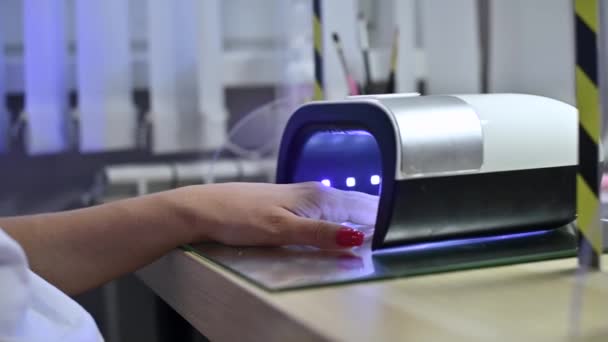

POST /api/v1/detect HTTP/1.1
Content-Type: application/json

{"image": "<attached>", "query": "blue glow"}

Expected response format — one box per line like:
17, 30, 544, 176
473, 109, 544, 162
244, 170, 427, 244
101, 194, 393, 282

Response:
293, 129, 381, 195
370, 175, 381, 185
373, 229, 551, 255
327, 130, 372, 136
321, 179, 331, 187
346, 177, 356, 187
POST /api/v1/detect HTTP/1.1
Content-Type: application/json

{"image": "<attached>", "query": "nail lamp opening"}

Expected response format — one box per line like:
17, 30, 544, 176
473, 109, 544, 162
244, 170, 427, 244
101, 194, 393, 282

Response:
276, 93, 578, 252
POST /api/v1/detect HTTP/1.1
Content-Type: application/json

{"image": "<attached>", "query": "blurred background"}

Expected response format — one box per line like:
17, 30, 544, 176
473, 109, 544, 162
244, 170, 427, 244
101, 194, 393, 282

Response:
0, 0, 593, 341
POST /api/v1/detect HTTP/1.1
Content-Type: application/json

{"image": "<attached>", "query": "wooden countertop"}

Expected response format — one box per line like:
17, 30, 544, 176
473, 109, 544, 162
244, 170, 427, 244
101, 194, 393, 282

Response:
137, 249, 608, 341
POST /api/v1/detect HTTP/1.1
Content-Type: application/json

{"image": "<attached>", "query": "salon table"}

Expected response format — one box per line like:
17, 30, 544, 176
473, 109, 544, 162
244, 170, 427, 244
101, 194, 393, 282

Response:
136, 241, 608, 342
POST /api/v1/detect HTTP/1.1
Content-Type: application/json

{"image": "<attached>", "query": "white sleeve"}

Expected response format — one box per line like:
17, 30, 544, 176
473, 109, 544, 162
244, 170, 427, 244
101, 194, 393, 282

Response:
0, 229, 103, 342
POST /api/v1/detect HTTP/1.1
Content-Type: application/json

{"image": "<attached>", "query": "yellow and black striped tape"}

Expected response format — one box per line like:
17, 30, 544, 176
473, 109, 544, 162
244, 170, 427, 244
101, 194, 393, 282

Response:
313, 0, 324, 100
575, 0, 603, 269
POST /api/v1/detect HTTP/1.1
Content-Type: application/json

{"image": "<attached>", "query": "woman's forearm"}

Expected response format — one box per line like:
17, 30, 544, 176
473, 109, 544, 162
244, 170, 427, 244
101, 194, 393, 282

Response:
1, 190, 206, 295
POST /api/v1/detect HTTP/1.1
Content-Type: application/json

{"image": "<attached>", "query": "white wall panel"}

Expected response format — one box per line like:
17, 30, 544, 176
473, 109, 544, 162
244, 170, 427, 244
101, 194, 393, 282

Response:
75, 0, 137, 152
23, 0, 69, 154
148, 0, 201, 153
420, 0, 481, 94
489, 0, 574, 104
198, 0, 227, 150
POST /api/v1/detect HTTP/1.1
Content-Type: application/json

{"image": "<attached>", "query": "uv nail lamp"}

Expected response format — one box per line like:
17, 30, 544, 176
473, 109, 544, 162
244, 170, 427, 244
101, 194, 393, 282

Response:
276, 93, 579, 253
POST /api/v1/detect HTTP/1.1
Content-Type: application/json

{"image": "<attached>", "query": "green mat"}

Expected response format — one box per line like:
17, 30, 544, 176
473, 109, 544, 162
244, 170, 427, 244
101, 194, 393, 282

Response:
186, 224, 577, 292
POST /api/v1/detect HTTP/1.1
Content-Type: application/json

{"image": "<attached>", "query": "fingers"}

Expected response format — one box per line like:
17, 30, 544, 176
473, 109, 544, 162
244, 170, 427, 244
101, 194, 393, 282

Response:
318, 186, 378, 225
338, 190, 379, 225
280, 215, 365, 249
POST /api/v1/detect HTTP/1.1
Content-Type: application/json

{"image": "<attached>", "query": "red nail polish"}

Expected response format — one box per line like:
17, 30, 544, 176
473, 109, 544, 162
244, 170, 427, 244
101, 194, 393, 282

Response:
336, 228, 365, 247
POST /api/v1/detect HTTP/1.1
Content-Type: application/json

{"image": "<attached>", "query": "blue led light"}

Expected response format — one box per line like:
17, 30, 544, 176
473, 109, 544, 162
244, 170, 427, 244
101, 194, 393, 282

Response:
346, 177, 356, 187
293, 129, 382, 196
373, 229, 551, 255
370, 175, 381, 185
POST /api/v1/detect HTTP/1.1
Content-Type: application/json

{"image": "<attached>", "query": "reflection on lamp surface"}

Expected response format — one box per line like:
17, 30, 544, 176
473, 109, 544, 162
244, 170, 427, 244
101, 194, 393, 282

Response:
374, 229, 551, 255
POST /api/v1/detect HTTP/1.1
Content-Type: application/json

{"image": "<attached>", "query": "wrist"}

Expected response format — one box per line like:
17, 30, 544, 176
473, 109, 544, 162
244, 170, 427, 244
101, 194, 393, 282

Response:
162, 185, 216, 244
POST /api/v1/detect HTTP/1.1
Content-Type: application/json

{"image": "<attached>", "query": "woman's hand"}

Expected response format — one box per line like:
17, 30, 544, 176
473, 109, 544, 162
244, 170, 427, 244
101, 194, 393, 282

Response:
2, 182, 378, 294
173, 182, 379, 249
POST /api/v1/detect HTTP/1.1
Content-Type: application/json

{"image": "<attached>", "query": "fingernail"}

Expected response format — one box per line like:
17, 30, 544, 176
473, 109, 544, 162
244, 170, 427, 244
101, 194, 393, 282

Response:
336, 228, 365, 247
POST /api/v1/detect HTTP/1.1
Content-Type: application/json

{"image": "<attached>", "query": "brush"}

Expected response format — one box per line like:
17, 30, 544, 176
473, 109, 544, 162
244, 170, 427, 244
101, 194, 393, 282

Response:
332, 32, 360, 96
358, 12, 372, 94
385, 28, 399, 94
